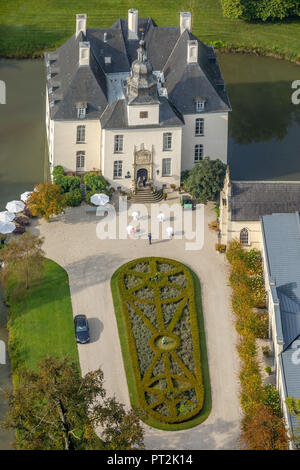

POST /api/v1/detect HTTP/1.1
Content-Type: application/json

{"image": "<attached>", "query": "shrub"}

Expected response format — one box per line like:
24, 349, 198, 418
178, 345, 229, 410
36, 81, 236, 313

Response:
183, 157, 226, 204
209, 220, 219, 231
83, 173, 109, 194
64, 188, 82, 207
111, 257, 205, 427
221, 0, 300, 22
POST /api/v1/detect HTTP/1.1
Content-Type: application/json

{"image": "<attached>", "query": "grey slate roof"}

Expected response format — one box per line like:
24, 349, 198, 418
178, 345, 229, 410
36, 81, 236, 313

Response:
100, 97, 184, 130
261, 212, 300, 437
45, 15, 230, 122
230, 181, 300, 221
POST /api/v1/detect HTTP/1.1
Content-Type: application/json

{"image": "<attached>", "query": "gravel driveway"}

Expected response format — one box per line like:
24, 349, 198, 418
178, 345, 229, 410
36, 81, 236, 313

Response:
31, 199, 241, 450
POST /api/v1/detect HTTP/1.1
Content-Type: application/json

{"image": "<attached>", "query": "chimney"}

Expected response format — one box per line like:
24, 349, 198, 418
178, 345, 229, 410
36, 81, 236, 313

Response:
76, 14, 87, 37
187, 40, 198, 64
128, 8, 138, 40
79, 42, 90, 67
180, 12, 191, 34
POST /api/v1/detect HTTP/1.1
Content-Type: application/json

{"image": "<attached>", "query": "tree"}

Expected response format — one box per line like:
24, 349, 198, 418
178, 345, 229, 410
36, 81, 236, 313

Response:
2, 357, 145, 450
221, 0, 300, 22
27, 183, 66, 221
0, 232, 44, 293
286, 396, 300, 448
240, 403, 289, 450
183, 157, 226, 204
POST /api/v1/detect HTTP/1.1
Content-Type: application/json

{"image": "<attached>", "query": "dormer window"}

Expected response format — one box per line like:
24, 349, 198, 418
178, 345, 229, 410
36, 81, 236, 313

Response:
195, 98, 206, 112
77, 107, 86, 119
105, 57, 111, 64
76, 102, 87, 120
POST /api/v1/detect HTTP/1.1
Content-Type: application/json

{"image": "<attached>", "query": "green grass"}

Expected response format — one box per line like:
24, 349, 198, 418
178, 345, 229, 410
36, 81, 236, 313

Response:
7, 258, 80, 384
111, 258, 211, 431
0, 0, 300, 61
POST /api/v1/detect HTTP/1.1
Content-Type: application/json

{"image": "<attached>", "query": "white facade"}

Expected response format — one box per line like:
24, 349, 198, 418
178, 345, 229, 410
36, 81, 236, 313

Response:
46, 10, 230, 189
102, 126, 182, 190
181, 112, 229, 172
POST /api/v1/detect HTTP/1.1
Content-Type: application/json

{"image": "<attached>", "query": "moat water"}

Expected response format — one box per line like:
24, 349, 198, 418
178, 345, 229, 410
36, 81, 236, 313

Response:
0, 53, 299, 449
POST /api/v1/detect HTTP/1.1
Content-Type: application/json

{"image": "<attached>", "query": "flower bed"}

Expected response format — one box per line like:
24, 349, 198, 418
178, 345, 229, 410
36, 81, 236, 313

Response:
111, 257, 210, 430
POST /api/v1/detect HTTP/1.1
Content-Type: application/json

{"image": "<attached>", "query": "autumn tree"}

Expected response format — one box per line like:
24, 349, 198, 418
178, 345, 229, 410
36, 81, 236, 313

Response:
286, 396, 300, 448
27, 182, 66, 221
240, 403, 289, 450
2, 357, 145, 450
0, 232, 44, 296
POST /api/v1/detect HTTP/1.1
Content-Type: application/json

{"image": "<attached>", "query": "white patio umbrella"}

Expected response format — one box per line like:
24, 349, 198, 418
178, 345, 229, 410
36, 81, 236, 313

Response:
0, 211, 15, 222
0, 221, 15, 234
126, 225, 134, 235
131, 211, 139, 221
5, 200, 25, 213
90, 193, 109, 206
166, 226, 174, 237
157, 212, 165, 223
20, 191, 32, 203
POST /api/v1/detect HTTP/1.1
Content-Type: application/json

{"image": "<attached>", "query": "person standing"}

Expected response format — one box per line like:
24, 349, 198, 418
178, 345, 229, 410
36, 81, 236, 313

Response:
148, 233, 152, 245
143, 175, 146, 187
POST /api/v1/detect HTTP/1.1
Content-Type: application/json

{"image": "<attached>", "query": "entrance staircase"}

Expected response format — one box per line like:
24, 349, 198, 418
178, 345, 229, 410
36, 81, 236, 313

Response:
130, 186, 163, 204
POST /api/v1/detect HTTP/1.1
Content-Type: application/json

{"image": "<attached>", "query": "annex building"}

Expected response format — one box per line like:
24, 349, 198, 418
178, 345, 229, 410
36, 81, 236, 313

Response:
45, 9, 230, 191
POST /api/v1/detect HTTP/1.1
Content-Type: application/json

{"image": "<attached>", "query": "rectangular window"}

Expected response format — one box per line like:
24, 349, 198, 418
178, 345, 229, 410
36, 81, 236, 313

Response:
196, 100, 205, 112
162, 158, 172, 176
113, 160, 123, 179
195, 118, 204, 136
77, 107, 86, 119
140, 111, 148, 119
76, 125, 85, 143
114, 135, 124, 153
163, 132, 172, 151
76, 151, 85, 170
194, 144, 203, 162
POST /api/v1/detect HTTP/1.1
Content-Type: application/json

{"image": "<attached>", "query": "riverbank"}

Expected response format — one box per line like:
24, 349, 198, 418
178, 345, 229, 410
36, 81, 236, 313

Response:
1, 0, 300, 64
0, 293, 14, 450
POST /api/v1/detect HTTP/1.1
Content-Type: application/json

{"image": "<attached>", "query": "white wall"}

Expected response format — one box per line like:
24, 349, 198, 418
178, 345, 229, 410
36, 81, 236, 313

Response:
181, 112, 228, 171
102, 126, 182, 190
52, 120, 101, 173
127, 104, 159, 126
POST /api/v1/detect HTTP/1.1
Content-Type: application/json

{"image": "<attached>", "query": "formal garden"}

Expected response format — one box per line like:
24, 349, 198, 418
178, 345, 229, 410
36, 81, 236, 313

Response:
111, 257, 211, 430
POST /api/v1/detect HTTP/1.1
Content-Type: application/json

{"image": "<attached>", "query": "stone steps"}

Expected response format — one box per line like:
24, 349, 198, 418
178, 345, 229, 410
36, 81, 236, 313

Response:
130, 188, 163, 204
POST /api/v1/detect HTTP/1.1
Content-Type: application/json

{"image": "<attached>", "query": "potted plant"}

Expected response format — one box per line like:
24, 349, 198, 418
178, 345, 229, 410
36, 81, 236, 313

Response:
170, 184, 176, 192
215, 243, 226, 253
265, 366, 272, 375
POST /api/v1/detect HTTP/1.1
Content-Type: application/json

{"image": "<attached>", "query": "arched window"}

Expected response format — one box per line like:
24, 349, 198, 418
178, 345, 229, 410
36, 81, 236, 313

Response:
240, 228, 249, 246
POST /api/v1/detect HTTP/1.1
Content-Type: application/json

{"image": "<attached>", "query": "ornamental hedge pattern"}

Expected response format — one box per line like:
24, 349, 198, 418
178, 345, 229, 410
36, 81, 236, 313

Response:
113, 257, 204, 426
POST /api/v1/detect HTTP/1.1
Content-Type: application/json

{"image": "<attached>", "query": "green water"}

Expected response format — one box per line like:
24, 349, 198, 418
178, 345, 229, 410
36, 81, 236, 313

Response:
0, 59, 47, 210
218, 53, 300, 180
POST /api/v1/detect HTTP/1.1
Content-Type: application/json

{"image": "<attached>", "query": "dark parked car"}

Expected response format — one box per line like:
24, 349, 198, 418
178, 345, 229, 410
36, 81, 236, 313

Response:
74, 314, 90, 344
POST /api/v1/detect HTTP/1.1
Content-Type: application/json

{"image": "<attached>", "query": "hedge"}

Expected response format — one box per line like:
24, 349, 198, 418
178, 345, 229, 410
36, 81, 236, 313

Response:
111, 257, 211, 430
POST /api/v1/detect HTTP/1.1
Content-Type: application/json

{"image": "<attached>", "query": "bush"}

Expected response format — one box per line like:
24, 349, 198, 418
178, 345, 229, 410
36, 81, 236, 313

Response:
221, 0, 300, 22
111, 257, 205, 427
64, 188, 82, 207
183, 157, 226, 204
83, 173, 109, 194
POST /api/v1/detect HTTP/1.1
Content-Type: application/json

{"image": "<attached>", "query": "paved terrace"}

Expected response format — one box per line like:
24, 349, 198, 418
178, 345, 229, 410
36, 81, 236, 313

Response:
30, 195, 240, 450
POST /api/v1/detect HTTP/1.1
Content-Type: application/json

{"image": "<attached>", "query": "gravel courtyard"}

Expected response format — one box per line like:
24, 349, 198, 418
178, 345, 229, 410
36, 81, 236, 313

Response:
31, 197, 241, 450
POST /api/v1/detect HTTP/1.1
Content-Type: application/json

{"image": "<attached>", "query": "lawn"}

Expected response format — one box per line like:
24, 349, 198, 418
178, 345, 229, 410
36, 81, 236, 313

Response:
7, 258, 80, 383
111, 257, 211, 431
0, 0, 300, 61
